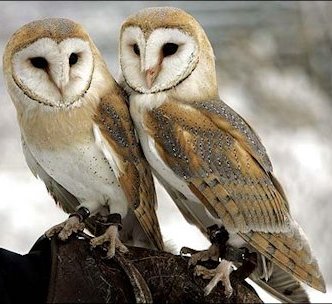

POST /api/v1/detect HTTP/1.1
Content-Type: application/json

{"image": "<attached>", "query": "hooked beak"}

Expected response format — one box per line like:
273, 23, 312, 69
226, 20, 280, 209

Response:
51, 63, 70, 96
145, 64, 161, 89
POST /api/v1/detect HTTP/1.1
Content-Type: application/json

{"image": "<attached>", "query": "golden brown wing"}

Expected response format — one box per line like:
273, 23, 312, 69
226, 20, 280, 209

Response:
193, 99, 273, 173
193, 99, 290, 209
144, 98, 325, 291
94, 85, 164, 251
145, 100, 290, 234
240, 230, 325, 292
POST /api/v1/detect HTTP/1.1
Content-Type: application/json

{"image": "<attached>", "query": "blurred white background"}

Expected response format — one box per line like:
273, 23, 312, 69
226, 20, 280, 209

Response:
0, 1, 331, 302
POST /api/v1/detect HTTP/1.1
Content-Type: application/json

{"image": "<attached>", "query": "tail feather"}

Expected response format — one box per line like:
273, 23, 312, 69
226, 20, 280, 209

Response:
240, 230, 326, 293
152, 179, 326, 300
251, 263, 310, 303
134, 205, 164, 251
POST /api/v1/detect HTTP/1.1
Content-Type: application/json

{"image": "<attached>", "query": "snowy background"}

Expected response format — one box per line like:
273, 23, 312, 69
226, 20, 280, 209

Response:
0, 1, 331, 302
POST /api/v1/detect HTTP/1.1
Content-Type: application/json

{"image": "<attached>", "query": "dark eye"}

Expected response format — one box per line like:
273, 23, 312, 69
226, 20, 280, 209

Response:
133, 43, 140, 56
30, 57, 48, 69
69, 53, 78, 66
162, 43, 178, 57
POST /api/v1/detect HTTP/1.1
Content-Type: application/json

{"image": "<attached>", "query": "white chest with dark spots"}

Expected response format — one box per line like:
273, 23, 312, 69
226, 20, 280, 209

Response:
26, 139, 127, 209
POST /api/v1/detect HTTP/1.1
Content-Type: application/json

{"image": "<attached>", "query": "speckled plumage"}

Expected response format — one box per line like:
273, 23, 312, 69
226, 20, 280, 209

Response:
145, 100, 289, 235
120, 6, 325, 301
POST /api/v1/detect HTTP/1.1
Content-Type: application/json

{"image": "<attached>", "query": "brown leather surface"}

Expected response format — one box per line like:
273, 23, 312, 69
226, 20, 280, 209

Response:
47, 233, 262, 303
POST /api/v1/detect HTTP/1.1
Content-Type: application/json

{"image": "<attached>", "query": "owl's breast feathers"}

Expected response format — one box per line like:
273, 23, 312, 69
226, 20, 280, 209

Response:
20, 84, 164, 251
141, 97, 325, 292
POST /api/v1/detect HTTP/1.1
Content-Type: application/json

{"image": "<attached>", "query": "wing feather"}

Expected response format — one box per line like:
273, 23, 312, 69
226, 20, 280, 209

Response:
144, 98, 325, 291
145, 100, 290, 234
194, 99, 273, 173
240, 231, 325, 292
94, 87, 164, 251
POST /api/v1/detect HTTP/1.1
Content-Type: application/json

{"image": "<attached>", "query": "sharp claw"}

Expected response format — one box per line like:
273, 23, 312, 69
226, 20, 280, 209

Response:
194, 265, 213, 278
225, 286, 233, 298
188, 258, 196, 267
90, 235, 105, 247
204, 274, 220, 296
189, 253, 200, 266
180, 246, 199, 257
194, 266, 201, 277
90, 224, 128, 259
189, 250, 209, 267
204, 285, 213, 296
58, 231, 68, 241
45, 224, 64, 238
72, 223, 84, 233
107, 246, 115, 259
45, 216, 85, 240
61, 216, 84, 240
194, 260, 234, 297
115, 240, 129, 254
186, 244, 220, 267
120, 246, 129, 254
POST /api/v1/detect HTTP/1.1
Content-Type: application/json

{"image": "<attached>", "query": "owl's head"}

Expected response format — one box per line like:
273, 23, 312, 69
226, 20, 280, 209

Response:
119, 7, 218, 97
3, 18, 101, 110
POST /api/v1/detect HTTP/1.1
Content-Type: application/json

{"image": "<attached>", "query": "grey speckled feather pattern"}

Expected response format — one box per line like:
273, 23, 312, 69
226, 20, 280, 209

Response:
143, 96, 325, 294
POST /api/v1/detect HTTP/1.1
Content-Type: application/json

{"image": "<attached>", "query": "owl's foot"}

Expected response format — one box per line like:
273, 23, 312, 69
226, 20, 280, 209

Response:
45, 216, 85, 240
181, 225, 230, 266
195, 259, 234, 297
45, 207, 90, 240
90, 213, 128, 258
181, 244, 220, 267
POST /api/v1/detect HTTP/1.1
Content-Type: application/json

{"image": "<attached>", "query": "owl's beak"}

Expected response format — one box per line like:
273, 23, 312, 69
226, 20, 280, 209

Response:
51, 64, 70, 95
145, 64, 161, 89
58, 73, 70, 95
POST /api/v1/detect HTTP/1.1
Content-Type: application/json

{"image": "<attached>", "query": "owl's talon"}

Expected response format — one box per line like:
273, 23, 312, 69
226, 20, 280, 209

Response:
45, 215, 85, 240
195, 260, 234, 297
115, 238, 129, 254
45, 223, 64, 238
194, 265, 211, 278
189, 250, 209, 266
180, 246, 199, 257
188, 244, 219, 267
90, 223, 128, 259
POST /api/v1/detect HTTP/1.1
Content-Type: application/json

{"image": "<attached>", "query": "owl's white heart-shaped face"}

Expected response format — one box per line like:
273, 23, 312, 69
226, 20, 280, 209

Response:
10, 37, 94, 108
120, 26, 199, 94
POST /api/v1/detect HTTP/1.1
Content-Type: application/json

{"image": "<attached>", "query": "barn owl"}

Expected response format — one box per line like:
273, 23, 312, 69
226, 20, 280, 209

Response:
3, 18, 164, 258
118, 7, 326, 302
